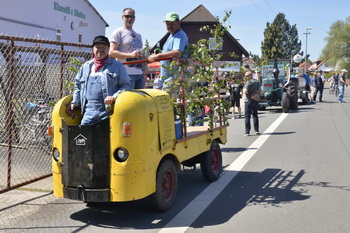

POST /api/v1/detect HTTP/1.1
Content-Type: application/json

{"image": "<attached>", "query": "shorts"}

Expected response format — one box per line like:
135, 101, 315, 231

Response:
231, 99, 240, 108
311, 86, 316, 95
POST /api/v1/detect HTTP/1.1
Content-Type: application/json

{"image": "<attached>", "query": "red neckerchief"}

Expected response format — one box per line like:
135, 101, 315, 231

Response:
94, 56, 109, 72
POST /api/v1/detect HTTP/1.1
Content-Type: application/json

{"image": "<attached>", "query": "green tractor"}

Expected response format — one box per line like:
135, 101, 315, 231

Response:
259, 60, 299, 113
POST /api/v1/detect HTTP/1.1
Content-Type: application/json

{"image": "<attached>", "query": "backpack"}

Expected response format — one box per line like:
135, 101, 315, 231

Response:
250, 90, 261, 101
230, 83, 240, 99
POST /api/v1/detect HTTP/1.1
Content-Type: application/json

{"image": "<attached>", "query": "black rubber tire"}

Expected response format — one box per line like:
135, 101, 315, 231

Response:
151, 159, 178, 212
282, 92, 290, 113
200, 141, 223, 182
288, 82, 298, 110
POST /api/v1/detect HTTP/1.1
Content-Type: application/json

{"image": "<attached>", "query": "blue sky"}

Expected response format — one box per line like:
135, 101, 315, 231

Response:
89, 0, 350, 62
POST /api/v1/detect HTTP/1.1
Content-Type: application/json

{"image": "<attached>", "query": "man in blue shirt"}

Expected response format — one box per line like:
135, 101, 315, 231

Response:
148, 12, 188, 95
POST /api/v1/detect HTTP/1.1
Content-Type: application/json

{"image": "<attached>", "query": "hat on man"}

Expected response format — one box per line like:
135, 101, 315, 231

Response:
92, 35, 110, 46
341, 69, 347, 72
164, 12, 179, 22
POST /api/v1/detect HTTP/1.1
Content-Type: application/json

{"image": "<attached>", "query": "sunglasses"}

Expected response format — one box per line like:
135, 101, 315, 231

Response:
123, 15, 135, 19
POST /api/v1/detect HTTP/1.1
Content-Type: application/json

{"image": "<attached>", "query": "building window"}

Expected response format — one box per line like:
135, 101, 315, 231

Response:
78, 33, 83, 43
56, 28, 62, 42
208, 37, 223, 50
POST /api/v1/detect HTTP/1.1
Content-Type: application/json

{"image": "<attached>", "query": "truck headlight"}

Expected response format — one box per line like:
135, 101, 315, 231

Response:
114, 148, 129, 162
53, 148, 60, 161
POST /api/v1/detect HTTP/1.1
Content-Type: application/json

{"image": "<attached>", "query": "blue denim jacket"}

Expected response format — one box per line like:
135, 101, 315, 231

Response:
71, 57, 132, 114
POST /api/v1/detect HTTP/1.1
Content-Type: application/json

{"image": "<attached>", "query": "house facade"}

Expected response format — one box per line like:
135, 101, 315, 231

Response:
0, 0, 108, 44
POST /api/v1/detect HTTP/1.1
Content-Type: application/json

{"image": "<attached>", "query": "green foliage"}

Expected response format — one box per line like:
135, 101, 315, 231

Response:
249, 52, 262, 68
66, 57, 83, 94
321, 17, 350, 71
261, 13, 301, 63
143, 39, 151, 58
166, 11, 234, 132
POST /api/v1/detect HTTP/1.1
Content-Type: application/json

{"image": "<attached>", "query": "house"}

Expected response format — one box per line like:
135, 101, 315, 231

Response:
242, 57, 256, 70
0, 0, 108, 44
298, 62, 312, 71
300, 59, 335, 73
151, 4, 249, 72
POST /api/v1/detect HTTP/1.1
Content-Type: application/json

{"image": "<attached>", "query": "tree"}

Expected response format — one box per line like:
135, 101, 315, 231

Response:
249, 52, 262, 69
321, 17, 350, 71
143, 39, 151, 58
168, 10, 234, 132
261, 13, 301, 64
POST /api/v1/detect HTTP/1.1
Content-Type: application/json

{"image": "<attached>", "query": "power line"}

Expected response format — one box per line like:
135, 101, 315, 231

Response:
263, 0, 277, 15
248, 0, 271, 21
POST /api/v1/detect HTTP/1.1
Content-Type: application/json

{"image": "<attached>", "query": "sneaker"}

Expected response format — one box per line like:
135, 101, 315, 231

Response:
255, 132, 260, 135
244, 133, 250, 137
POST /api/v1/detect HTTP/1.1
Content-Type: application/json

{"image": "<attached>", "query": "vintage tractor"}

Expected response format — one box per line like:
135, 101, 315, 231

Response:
259, 59, 309, 113
258, 60, 301, 113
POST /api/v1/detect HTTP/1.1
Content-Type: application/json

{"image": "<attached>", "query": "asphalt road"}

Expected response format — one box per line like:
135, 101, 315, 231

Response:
1, 85, 350, 233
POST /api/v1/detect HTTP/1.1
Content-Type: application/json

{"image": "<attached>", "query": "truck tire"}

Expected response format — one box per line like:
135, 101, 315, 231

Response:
200, 141, 222, 182
282, 92, 290, 113
151, 159, 178, 212
288, 83, 298, 110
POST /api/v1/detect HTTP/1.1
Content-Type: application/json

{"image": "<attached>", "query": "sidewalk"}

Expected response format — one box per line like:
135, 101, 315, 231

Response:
21, 176, 53, 191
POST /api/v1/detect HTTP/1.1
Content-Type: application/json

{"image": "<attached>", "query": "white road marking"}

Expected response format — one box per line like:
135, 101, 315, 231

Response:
159, 113, 288, 233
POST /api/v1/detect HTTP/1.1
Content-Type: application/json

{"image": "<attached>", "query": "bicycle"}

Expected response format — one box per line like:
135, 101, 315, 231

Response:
329, 83, 339, 96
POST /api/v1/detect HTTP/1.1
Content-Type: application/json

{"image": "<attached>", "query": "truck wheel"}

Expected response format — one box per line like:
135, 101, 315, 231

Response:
282, 92, 290, 113
152, 159, 178, 212
200, 141, 222, 182
288, 84, 298, 110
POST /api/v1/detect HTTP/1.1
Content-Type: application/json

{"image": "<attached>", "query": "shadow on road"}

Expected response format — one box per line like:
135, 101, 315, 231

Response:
69, 168, 312, 230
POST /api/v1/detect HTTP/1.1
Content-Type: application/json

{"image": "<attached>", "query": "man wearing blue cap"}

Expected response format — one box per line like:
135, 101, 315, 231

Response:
148, 12, 188, 95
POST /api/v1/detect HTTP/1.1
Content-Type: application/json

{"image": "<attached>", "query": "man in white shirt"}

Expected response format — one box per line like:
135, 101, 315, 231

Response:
109, 8, 145, 89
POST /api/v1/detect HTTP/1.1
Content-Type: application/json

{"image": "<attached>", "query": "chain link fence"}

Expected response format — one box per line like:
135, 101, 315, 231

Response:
0, 35, 92, 193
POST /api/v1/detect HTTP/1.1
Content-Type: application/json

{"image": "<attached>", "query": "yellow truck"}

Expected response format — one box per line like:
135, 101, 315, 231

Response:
51, 88, 227, 211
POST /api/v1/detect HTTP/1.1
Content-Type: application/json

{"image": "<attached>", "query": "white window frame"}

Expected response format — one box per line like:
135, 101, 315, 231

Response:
78, 33, 83, 43
56, 28, 62, 42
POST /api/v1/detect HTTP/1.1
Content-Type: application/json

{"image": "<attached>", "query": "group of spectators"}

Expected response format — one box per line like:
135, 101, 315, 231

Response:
228, 67, 348, 137
307, 69, 348, 103
328, 69, 348, 103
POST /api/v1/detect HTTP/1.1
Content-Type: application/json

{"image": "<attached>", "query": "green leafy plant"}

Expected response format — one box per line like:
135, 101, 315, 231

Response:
165, 11, 235, 137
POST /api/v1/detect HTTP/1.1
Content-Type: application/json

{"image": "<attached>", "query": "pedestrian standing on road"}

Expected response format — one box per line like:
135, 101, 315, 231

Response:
310, 73, 317, 102
338, 69, 348, 103
70, 36, 132, 125
109, 8, 145, 89
317, 70, 325, 102
243, 71, 262, 136
229, 78, 243, 119
333, 73, 339, 87
311, 72, 324, 102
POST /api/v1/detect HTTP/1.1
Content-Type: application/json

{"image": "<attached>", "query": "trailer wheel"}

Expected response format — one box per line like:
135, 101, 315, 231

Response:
200, 141, 222, 182
152, 159, 178, 212
281, 92, 290, 113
